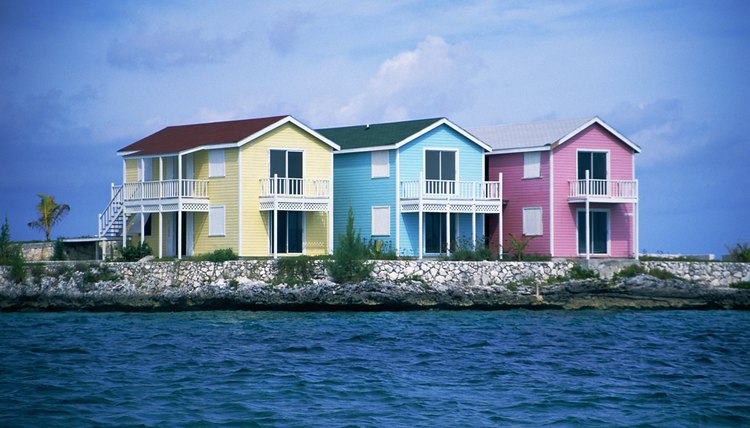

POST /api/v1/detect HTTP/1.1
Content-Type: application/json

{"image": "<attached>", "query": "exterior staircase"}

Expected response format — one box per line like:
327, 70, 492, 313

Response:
98, 184, 124, 239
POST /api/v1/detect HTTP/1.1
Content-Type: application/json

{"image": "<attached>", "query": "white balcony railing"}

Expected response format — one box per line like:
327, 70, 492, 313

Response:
259, 177, 331, 199
400, 179, 502, 201
122, 179, 209, 201
568, 179, 638, 200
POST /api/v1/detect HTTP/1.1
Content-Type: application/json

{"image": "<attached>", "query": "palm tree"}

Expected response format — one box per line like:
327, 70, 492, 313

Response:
28, 194, 70, 241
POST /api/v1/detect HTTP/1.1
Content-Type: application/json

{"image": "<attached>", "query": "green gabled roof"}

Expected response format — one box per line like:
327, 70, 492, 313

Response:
316, 118, 442, 150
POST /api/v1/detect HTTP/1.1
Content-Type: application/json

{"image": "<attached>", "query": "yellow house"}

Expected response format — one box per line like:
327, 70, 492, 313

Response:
98, 115, 339, 258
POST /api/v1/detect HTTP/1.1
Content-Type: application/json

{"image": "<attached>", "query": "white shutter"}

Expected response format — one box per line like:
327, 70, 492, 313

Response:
523, 207, 543, 236
209, 150, 225, 178
371, 206, 390, 236
523, 152, 541, 178
371, 150, 389, 178
209, 206, 225, 236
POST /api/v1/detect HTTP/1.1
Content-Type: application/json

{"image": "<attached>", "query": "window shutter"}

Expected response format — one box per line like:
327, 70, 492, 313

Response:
209, 150, 225, 178
523, 207, 543, 236
371, 151, 389, 178
371, 206, 390, 236
209, 206, 225, 236
523, 152, 541, 178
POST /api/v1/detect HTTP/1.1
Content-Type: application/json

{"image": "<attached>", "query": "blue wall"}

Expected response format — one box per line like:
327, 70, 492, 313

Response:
333, 149, 396, 252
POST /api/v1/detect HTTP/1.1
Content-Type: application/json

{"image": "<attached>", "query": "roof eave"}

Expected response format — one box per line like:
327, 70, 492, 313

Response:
394, 118, 493, 152
551, 116, 642, 153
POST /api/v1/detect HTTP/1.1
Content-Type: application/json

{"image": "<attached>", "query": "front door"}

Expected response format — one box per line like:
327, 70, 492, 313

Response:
425, 213, 457, 254
269, 211, 304, 254
577, 210, 608, 255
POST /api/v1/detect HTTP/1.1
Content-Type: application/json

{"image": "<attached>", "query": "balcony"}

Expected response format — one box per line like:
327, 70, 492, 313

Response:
399, 178, 503, 213
259, 177, 332, 212
568, 179, 638, 203
120, 179, 210, 213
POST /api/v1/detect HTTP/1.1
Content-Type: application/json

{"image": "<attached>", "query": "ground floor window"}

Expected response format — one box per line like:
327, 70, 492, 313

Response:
269, 211, 304, 254
577, 210, 609, 254
425, 212, 457, 254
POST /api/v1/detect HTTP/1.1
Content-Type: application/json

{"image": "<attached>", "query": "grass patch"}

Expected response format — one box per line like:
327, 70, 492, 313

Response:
190, 248, 239, 262
730, 281, 750, 289
647, 268, 678, 280
612, 264, 646, 281
569, 265, 599, 280
444, 241, 495, 261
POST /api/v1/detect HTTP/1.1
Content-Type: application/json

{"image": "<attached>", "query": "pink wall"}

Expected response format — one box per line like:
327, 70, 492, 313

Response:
487, 151, 551, 256
552, 124, 635, 257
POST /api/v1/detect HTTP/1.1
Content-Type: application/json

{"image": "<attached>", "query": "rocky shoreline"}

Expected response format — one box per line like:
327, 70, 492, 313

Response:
1, 262, 748, 311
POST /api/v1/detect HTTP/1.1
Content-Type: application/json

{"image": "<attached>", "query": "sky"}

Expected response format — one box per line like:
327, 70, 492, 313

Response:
0, 0, 748, 256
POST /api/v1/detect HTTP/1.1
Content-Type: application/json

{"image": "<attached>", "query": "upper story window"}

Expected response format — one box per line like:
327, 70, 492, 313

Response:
425, 149, 456, 194
577, 151, 607, 180
523, 152, 541, 178
208, 149, 225, 178
137, 159, 153, 182
371, 150, 389, 178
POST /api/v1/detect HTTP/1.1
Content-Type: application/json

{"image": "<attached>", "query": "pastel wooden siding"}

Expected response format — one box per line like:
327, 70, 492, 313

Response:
193, 148, 239, 254
241, 123, 333, 256
125, 159, 138, 183
486, 151, 551, 256
333, 149, 397, 252
398, 125, 485, 255
552, 124, 635, 257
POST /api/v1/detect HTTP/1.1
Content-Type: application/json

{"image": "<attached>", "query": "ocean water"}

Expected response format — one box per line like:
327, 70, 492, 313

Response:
1, 310, 749, 427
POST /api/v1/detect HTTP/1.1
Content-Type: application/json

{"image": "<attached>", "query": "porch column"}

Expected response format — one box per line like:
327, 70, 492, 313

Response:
418, 171, 424, 259
446, 209, 451, 256
498, 173, 503, 259
158, 212, 163, 258
140, 212, 145, 245
177, 154, 183, 259
634, 201, 639, 260
122, 213, 127, 248
273, 205, 278, 259
472, 210, 476, 250
585, 170, 590, 261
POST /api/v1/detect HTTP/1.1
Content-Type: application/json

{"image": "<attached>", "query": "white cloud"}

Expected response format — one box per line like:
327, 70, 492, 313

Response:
332, 35, 482, 124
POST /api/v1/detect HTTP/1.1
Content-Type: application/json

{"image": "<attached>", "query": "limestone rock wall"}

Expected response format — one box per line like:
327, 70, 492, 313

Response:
642, 261, 750, 287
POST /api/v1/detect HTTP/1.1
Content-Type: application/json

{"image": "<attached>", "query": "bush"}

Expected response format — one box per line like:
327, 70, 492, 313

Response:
730, 281, 750, 290
569, 264, 599, 280
0, 218, 27, 283
194, 248, 238, 262
613, 264, 646, 281
507, 233, 534, 261
647, 268, 678, 280
275, 256, 314, 286
121, 242, 152, 262
52, 238, 66, 261
444, 239, 495, 261
725, 243, 750, 262
325, 208, 372, 283
367, 239, 398, 260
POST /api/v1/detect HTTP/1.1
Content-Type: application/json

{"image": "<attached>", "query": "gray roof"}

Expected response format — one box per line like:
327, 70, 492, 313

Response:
468, 117, 595, 152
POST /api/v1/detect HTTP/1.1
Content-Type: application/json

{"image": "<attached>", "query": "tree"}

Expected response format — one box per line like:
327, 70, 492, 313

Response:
28, 194, 70, 241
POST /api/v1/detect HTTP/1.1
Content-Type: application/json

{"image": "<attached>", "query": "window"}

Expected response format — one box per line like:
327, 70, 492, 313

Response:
371, 150, 390, 178
577, 151, 607, 180
208, 206, 225, 236
425, 150, 456, 194
208, 150, 225, 178
372, 206, 390, 236
523, 152, 541, 178
523, 207, 543, 236
270, 149, 303, 195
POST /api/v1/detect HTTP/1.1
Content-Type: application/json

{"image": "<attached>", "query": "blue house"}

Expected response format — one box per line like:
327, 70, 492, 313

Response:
318, 118, 503, 258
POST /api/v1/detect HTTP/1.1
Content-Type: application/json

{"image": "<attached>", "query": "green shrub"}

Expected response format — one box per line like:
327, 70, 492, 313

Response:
613, 264, 646, 281
325, 208, 373, 284
647, 268, 678, 280
52, 238, 66, 261
507, 233, 535, 261
367, 239, 398, 260
275, 256, 314, 285
725, 243, 750, 262
569, 264, 599, 280
121, 242, 152, 262
730, 281, 750, 289
0, 218, 27, 283
193, 248, 238, 262
444, 240, 495, 261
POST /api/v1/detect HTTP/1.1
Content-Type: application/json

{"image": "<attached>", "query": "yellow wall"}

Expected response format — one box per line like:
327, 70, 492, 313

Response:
192, 148, 239, 255
240, 123, 333, 256
124, 159, 138, 183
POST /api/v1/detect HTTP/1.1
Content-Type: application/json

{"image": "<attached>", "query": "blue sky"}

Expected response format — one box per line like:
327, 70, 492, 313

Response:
0, 0, 748, 256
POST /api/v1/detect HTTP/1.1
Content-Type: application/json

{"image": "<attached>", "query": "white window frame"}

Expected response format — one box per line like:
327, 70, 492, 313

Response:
371, 206, 391, 236
208, 149, 225, 178
208, 205, 225, 236
523, 207, 543, 236
523, 152, 541, 179
371, 150, 390, 178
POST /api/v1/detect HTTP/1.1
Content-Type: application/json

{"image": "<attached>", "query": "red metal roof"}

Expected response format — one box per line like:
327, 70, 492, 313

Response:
118, 115, 288, 156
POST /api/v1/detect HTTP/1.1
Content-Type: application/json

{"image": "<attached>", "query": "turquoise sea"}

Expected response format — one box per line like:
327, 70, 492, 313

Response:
1, 310, 749, 427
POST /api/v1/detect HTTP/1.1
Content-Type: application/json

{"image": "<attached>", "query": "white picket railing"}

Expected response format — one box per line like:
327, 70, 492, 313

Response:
259, 177, 331, 198
568, 179, 638, 200
121, 179, 209, 201
400, 179, 502, 200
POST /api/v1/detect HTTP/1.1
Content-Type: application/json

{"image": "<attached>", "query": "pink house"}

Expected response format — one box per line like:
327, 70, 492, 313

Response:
470, 117, 641, 259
